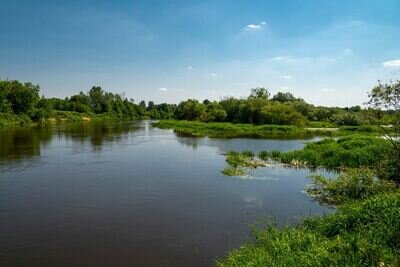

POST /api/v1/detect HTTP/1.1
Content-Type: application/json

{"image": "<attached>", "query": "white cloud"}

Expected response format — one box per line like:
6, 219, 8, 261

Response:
210, 73, 218, 77
187, 66, 193, 70
245, 21, 267, 31
321, 88, 336, 93
159, 87, 168, 91
279, 75, 292, 80
270, 56, 285, 61
383, 59, 400, 68
246, 24, 261, 30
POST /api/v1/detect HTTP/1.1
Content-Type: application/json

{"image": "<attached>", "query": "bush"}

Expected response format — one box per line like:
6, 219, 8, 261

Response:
308, 168, 398, 205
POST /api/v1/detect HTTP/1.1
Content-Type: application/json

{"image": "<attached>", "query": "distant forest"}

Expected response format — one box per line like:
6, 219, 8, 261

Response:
0, 79, 393, 127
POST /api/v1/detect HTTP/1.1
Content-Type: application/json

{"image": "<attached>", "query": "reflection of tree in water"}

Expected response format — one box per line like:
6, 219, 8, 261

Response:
0, 123, 138, 170
175, 136, 200, 150
53, 122, 137, 151
0, 126, 53, 168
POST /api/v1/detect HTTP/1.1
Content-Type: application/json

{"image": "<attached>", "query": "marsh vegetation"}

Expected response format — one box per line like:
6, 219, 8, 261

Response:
218, 81, 400, 266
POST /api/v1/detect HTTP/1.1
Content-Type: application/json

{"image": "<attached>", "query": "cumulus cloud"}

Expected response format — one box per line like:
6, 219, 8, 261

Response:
245, 21, 267, 31
279, 75, 292, 80
383, 59, 400, 68
159, 87, 168, 91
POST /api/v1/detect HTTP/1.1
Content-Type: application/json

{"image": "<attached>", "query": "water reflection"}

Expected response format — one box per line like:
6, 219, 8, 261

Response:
0, 122, 138, 170
0, 121, 333, 267
52, 122, 137, 151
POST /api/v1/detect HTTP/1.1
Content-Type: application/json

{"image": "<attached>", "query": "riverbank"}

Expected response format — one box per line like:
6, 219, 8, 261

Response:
218, 134, 400, 266
0, 113, 33, 129
153, 120, 381, 139
0, 111, 136, 130
218, 192, 400, 267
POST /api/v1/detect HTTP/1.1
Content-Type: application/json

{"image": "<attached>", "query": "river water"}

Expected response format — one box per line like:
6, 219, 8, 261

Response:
0, 121, 332, 266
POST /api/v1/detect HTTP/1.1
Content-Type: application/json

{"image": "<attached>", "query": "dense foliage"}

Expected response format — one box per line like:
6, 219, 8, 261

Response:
1, 80, 394, 130
0, 79, 176, 127
172, 87, 371, 126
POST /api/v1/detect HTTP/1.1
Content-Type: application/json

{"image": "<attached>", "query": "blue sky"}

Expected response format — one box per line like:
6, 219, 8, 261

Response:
1, 0, 400, 106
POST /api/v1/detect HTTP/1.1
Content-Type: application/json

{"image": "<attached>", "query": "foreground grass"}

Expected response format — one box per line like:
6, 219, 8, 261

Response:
218, 192, 400, 267
153, 120, 381, 139
219, 135, 399, 266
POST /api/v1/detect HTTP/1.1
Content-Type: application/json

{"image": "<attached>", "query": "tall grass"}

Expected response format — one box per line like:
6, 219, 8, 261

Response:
218, 193, 400, 267
0, 113, 32, 129
258, 135, 390, 169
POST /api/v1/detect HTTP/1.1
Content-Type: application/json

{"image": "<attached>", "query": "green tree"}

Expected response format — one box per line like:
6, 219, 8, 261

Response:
219, 97, 242, 122
0, 80, 40, 114
249, 87, 270, 100
175, 99, 205, 120
89, 86, 105, 113
200, 102, 227, 122
272, 92, 296, 102
260, 102, 307, 126
367, 80, 400, 182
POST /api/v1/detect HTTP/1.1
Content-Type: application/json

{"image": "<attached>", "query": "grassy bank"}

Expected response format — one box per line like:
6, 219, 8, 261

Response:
51, 111, 131, 123
0, 111, 135, 130
218, 192, 400, 267
0, 113, 33, 129
153, 120, 381, 139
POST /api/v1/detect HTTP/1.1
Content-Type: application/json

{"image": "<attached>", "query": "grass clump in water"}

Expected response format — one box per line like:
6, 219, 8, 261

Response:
258, 135, 390, 170
222, 151, 266, 176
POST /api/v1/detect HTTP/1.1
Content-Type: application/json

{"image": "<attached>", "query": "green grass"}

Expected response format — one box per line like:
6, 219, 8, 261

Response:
153, 120, 381, 139
153, 120, 336, 138
258, 135, 390, 170
218, 192, 400, 267
51, 110, 125, 122
0, 112, 33, 129
307, 168, 398, 205
0, 111, 136, 130
221, 151, 266, 176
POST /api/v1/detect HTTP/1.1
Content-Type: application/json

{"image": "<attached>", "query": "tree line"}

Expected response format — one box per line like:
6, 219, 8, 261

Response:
0, 79, 393, 126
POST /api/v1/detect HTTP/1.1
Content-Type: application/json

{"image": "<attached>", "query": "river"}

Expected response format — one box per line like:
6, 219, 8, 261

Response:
0, 121, 332, 266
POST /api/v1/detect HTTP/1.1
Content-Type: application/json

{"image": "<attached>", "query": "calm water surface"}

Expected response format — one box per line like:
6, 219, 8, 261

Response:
0, 121, 332, 267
